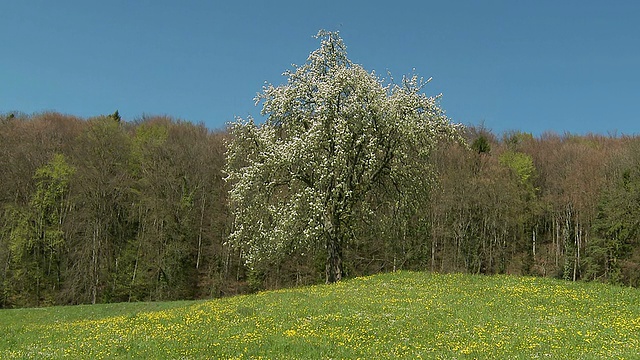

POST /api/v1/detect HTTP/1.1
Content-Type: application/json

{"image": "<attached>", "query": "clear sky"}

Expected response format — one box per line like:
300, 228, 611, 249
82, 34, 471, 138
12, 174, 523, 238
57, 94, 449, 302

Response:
2, 1, 639, 135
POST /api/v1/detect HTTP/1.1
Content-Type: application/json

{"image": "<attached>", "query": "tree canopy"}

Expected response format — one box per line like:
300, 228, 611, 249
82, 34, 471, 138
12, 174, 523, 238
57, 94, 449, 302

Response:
225, 31, 462, 283
3, 36, 640, 308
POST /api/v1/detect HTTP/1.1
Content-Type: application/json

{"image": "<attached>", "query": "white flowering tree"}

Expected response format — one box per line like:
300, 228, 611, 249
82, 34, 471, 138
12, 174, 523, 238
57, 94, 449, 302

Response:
225, 31, 462, 283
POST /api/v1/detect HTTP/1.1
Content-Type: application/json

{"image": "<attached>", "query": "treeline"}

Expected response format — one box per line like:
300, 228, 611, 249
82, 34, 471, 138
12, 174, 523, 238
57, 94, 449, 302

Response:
1, 112, 639, 308
0, 112, 239, 307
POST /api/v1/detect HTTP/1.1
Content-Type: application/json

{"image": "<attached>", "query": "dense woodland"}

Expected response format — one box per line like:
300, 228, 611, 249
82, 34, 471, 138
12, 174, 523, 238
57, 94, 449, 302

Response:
1, 111, 639, 308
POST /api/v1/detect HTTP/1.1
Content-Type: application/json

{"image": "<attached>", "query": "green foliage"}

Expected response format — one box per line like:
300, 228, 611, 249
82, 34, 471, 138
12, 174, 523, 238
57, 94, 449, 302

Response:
0, 112, 236, 307
31, 153, 75, 226
133, 122, 169, 149
503, 130, 533, 148
585, 164, 640, 285
4, 206, 31, 265
130, 122, 169, 175
498, 150, 535, 186
1, 272, 639, 359
2, 154, 75, 306
471, 135, 491, 154
1, 113, 15, 123
108, 110, 121, 123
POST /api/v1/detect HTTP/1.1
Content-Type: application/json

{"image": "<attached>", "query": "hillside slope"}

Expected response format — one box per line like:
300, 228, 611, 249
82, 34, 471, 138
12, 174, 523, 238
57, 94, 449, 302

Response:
1, 271, 639, 359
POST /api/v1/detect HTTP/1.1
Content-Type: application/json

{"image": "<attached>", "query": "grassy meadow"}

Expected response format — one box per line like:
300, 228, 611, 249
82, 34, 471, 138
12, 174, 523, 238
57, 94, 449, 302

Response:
1, 271, 639, 359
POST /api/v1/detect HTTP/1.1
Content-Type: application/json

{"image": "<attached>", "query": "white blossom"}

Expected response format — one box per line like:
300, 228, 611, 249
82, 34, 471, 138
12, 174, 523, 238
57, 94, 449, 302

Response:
225, 31, 463, 280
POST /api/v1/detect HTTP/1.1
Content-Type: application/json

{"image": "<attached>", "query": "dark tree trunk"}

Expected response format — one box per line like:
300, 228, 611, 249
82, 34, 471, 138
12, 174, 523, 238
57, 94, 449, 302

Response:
326, 235, 343, 283
324, 213, 343, 283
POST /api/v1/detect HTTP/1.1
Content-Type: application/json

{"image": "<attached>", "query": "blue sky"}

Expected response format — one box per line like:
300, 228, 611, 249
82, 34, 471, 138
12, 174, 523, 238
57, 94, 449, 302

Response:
2, 1, 638, 135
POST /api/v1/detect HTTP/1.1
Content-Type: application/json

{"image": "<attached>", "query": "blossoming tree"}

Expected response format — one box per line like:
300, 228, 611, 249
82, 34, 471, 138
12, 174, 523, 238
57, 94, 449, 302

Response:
225, 31, 462, 283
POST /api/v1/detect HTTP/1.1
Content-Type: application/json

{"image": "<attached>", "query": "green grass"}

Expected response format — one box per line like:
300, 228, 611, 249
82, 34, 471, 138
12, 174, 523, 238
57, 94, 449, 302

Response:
1, 272, 640, 359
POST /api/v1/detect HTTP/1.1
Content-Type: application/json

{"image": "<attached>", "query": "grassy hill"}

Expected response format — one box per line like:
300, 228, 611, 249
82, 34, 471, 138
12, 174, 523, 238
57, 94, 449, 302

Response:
1, 271, 639, 359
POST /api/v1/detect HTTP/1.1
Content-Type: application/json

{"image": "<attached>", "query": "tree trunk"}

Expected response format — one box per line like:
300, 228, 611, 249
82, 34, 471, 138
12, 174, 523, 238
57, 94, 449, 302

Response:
324, 213, 343, 284
326, 235, 343, 283
92, 224, 99, 305
196, 196, 206, 270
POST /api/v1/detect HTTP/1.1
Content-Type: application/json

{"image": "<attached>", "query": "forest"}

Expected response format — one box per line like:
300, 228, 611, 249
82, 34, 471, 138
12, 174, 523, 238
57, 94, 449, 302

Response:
0, 111, 639, 308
